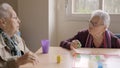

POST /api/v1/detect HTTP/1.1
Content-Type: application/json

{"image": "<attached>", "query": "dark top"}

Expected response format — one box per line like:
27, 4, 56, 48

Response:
60, 30, 120, 50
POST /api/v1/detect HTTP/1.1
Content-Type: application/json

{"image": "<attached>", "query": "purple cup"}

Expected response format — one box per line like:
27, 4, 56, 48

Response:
41, 40, 49, 54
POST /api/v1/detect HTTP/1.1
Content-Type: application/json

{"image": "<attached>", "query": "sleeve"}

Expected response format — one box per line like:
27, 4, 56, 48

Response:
0, 52, 19, 68
111, 35, 120, 48
60, 32, 81, 50
115, 38, 120, 48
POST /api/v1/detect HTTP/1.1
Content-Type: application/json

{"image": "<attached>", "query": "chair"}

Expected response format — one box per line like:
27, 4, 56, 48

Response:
115, 34, 120, 38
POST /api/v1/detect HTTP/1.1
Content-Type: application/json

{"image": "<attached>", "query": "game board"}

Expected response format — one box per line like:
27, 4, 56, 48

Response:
72, 53, 120, 68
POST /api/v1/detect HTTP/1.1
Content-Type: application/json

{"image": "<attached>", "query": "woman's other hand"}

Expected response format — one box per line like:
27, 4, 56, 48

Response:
70, 40, 81, 49
16, 52, 40, 66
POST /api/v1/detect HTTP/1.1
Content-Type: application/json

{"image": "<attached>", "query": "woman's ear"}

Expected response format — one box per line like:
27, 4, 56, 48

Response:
0, 18, 6, 29
103, 25, 107, 30
0, 19, 3, 25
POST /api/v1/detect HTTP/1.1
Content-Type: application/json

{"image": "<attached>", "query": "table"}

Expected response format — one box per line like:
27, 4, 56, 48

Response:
20, 47, 120, 68
20, 47, 73, 68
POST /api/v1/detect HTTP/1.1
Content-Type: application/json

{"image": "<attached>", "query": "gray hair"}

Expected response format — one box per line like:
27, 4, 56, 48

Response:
0, 3, 13, 19
90, 10, 110, 28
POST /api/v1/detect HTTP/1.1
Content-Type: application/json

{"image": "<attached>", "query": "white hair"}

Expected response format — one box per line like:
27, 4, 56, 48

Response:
90, 10, 110, 28
0, 3, 13, 19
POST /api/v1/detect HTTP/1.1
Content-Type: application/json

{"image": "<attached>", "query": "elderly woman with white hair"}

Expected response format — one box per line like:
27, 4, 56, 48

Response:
60, 10, 120, 50
0, 3, 39, 68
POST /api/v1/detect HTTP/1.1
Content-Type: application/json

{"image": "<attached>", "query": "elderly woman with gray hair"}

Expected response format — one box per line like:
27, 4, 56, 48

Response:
60, 10, 120, 50
0, 3, 39, 68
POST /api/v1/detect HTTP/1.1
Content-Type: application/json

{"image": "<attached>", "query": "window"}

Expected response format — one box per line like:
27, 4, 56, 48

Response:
72, 0, 99, 14
104, 0, 120, 14
66, 0, 120, 20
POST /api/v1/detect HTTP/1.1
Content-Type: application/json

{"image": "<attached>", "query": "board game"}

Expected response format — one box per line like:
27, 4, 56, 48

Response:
72, 53, 120, 68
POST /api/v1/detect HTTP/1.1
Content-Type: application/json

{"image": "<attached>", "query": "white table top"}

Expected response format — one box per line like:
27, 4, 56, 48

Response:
20, 47, 120, 68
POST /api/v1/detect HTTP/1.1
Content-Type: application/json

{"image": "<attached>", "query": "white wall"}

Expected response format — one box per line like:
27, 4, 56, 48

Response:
18, 0, 48, 52
56, 0, 120, 46
56, 0, 88, 46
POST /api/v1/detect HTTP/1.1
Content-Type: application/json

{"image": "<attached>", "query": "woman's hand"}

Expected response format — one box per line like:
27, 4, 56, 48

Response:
16, 52, 40, 66
70, 40, 81, 50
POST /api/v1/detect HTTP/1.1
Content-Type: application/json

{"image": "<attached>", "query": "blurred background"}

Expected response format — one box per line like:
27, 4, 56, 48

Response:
0, 0, 120, 52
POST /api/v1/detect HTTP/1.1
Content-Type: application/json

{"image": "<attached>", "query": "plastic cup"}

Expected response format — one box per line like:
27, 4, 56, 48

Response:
41, 40, 49, 54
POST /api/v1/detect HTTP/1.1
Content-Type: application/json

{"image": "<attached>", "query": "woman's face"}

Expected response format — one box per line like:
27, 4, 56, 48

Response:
4, 9, 20, 36
88, 16, 106, 36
